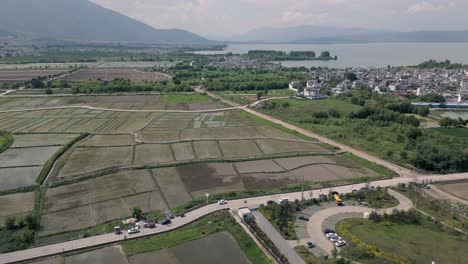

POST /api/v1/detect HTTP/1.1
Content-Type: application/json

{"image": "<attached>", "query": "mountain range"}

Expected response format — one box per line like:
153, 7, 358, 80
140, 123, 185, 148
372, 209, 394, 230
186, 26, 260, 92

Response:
0, 0, 212, 45
214, 25, 468, 44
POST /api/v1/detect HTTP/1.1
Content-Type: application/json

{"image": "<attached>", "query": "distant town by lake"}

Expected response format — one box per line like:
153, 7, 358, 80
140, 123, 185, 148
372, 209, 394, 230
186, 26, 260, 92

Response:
195, 43, 468, 68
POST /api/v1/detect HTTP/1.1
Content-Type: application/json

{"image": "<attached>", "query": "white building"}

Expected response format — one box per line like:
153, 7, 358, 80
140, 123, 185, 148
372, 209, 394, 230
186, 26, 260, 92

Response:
303, 80, 326, 99
237, 207, 253, 220
289, 81, 302, 92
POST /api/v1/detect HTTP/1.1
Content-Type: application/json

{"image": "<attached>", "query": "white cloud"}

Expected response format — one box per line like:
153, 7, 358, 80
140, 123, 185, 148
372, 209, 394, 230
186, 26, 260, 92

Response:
407, 1, 455, 14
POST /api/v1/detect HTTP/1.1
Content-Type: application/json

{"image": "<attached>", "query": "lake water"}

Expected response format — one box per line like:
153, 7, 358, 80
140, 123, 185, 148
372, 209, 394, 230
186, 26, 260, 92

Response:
195, 43, 468, 68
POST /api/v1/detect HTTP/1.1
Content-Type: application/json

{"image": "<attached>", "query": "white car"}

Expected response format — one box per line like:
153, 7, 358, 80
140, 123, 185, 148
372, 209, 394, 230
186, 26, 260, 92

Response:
127, 228, 140, 234
335, 240, 347, 247
325, 232, 337, 238
278, 198, 289, 204
330, 236, 342, 243
218, 200, 228, 205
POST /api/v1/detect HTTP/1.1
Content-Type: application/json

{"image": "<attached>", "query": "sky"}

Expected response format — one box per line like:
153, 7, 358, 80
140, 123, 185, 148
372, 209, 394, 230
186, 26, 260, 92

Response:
90, 0, 468, 37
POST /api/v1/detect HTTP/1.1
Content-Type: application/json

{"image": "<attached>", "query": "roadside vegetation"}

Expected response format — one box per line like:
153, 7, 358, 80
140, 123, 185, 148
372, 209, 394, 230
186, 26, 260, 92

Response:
337, 211, 468, 264
0, 131, 14, 154
122, 211, 272, 264
257, 88, 468, 173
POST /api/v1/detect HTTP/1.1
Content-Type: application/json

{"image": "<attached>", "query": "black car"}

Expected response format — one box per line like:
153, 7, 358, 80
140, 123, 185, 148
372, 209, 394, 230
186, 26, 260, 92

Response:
161, 219, 172, 225
298, 215, 309, 221
324, 229, 335, 234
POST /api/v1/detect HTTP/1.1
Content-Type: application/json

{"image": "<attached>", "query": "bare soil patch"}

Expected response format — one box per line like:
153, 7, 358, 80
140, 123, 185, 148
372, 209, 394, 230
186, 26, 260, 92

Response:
234, 159, 284, 174
0, 191, 35, 228
438, 182, 468, 201
62, 68, 169, 82
65, 245, 126, 264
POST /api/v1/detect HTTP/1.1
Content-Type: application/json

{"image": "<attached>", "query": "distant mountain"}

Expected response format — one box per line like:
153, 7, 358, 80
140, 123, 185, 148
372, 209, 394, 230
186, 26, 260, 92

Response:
294, 30, 468, 44
0, 0, 212, 45
216, 25, 394, 43
217, 25, 468, 44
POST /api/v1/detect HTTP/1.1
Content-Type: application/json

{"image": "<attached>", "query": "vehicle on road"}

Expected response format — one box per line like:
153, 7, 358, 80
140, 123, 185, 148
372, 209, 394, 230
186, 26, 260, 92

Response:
114, 226, 121, 235
144, 220, 156, 228
278, 198, 289, 204
167, 213, 175, 219
218, 199, 228, 205
127, 228, 140, 234
161, 219, 172, 225
307, 241, 316, 248
333, 193, 344, 206
335, 240, 347, 247
266, 200, 275, 205
325, 232, 337, 238
298, 215, 310, 221
324, 229, 335, 234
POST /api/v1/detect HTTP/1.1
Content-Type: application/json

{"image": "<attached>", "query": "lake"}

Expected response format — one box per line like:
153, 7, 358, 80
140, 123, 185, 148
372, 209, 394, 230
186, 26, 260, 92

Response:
195, 43, 468, 68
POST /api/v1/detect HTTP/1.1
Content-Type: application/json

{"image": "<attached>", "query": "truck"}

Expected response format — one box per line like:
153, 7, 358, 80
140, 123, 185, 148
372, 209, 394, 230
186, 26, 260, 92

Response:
333, 194, 344, 206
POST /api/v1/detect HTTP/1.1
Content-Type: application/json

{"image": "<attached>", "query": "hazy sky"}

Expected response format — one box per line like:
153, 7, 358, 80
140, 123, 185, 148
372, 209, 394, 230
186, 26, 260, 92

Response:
90, 0, 468, 36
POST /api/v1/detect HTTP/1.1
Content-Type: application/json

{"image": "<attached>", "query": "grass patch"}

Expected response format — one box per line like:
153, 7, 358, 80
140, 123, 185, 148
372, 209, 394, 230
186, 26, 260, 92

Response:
429, 127, 468, 138
159, 94, 210, 103
343, 153, 398, 177
337, 218, 468, 264
240, 111, 318, 142
0, 131, 14, 154
122, 211, 272, 264
35, 133, 89, 184
294, 246, 323, 264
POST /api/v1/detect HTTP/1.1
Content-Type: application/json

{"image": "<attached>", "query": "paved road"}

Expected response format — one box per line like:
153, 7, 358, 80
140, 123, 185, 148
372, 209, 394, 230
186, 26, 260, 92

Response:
1, 173, 467, 264
307, 189, 413, 255
253, 211, 306, 264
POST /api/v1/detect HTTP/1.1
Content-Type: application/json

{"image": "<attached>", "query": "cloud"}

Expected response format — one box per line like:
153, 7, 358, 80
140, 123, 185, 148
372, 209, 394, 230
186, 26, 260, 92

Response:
90, 0, 468, 36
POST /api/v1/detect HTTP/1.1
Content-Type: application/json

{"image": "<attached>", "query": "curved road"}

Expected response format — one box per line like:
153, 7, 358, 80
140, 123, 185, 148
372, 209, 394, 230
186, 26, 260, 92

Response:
307, 189, 413, 254
1, 173, 467, 264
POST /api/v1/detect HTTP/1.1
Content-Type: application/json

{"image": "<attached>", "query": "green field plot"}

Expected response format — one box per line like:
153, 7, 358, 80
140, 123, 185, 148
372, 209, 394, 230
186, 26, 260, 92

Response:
255, 139, 328, 155
0, 166, 42, 191
234, 159, 284, 174
140, 130, 181, 141
58, 146, 132, 177
0, 191, 35, 228
10, 134, 78, 148
338, 218, 468, 264
0, 146, 60, 167
122, 211, 271, 264
152, 167, 192, 208
45, 170, 155, 213
192, 140, 222, 159
218, 139, 263, 158
128, 232, 251, 264
40, 205, 95, 236
81, 134, 135, 147
429, 127, 468, 138
65, 246, 126, 264
134, 144, 174, 165
0, 131, 13, 153
171, 142, 196, 161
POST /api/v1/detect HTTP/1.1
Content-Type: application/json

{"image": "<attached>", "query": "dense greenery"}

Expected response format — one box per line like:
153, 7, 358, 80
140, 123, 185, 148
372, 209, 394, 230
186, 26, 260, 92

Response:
260, 200, 302, 240
122, 211, 272, 264
246, 50, 336, 61
416, 59, 467, 69
68, 79, 193, 94
344, 187, 399, 209
419, 93, 446, 103
0, 131, 14, 154
337, 215, 467, 264
258, 89, 468, 173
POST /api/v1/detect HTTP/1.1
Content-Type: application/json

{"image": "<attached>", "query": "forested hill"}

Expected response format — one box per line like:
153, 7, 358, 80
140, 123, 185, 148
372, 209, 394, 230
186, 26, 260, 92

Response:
0, 0, 212, 45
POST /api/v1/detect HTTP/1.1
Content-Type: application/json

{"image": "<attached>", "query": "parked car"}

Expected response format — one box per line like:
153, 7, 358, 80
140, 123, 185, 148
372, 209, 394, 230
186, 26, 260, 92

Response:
127, 228, 140, 234
278, 198, 289, 204
330, 236, 342, 243
325, 232, 337, 238
161, 219, 172, 225
335, 240, 347, 247
298, 215, 310, 221
144, 220, 156, 228
324, 229, 335, 234
319, 194, 327, 199
167, 213, 175, 219
306, 241, 316, 248
266, 200, 275, 205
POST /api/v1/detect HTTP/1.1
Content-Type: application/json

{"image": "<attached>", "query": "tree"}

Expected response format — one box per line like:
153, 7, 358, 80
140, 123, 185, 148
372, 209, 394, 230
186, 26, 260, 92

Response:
25, 215, 39, 230
132, 207, 143, 220
5, 217, 16, 230
31, 79, 45, 89
345, 72, 358, 82
256, 92, 263, 100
